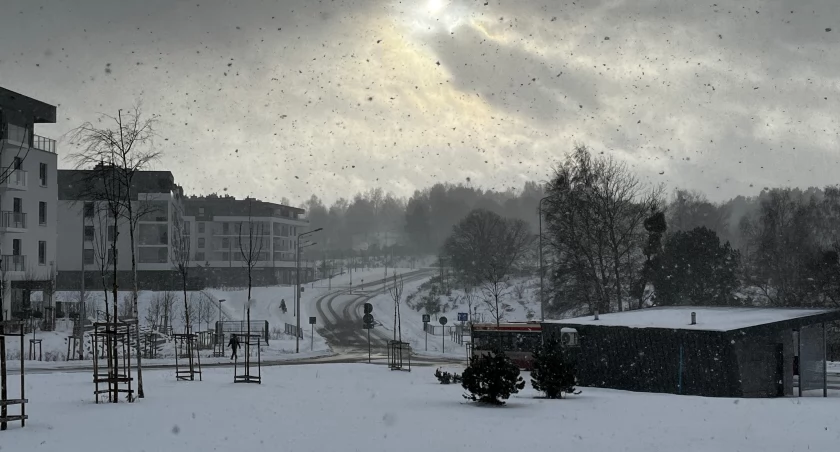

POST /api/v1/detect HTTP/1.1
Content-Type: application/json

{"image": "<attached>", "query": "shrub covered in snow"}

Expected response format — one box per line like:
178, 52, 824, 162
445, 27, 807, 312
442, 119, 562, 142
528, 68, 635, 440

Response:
531, 334, 579, 399
461, 350, 524, 405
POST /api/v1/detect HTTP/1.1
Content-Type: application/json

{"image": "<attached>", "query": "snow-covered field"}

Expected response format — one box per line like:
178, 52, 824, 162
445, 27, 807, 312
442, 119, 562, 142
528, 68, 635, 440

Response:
3, 363, 840, 452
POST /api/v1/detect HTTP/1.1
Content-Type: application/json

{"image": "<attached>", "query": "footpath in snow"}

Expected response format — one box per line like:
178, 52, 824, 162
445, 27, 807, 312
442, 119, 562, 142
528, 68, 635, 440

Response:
2, 364, 840, 452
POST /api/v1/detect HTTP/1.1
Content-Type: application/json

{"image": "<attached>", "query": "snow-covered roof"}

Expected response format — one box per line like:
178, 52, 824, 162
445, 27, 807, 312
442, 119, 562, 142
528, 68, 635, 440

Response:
544, 306, 839, 332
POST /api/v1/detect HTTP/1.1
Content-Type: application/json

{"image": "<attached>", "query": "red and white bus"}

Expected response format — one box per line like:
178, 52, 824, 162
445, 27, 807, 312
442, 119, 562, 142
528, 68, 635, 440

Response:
470, 322, 542, 370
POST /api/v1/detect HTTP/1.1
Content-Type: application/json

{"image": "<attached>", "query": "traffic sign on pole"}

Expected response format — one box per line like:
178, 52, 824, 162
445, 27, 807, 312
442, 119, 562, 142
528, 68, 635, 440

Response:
364, 303, 373, 314
439, 317, 447, 354
457, 312, 468, 322
422, 314, 430, 323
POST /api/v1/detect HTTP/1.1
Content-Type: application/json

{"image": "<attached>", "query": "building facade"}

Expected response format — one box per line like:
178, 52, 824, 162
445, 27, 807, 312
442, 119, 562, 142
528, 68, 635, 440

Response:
56, 169, 184, 290
181, 195, 312, 286
0, 87, 59, 320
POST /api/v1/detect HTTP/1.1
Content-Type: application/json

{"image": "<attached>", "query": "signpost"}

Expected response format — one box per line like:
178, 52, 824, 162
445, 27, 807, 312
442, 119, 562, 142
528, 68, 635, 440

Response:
422, 314, 430, 351
309, 317, 316, 351
457, 312, 468, 344
363, 303, 374, 363
439, 316, 448, 354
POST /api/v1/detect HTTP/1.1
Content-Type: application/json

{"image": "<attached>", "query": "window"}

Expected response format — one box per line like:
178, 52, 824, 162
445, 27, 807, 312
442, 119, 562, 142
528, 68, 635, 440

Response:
183, 221, 191, 234
83, 249, 95, 265
195, 251, 205, 262
221, 238, 230, 249
222, 222, 229, 234
198, 207, 205, 215
139, 247, 168, 263
108, 225, 116, 241
139, 223, 168, 245
198, 237, 205, 249
139, 201, 168, 221
13, 197, 21, 213
39, 163, 47, 186
198, 222, 205, 233
84, 226, 95, 241
39, 201, 46, 225
12, 239, 21, 255
38, 241, 46, 265
83, 202, 94, 218
13, 157, 22, 170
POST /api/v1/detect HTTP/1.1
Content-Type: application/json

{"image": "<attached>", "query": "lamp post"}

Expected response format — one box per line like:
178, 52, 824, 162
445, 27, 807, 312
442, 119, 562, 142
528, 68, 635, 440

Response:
296, 228, 322, 353
217, 299, 225, 345
538, 195, 550, 322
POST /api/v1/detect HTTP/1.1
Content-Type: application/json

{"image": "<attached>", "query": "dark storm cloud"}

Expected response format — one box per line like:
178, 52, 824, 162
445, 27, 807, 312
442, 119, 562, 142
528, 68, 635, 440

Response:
0, 0, 838, 203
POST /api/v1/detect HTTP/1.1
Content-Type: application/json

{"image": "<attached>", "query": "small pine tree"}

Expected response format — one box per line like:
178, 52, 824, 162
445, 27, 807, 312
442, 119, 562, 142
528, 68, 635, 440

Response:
531, 334, 578, 398
461, 350, 525, 405
435, 368, 463, 384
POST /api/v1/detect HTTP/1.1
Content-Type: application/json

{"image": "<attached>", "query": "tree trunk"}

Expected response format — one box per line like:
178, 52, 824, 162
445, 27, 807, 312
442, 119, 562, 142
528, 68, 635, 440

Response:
128, 215, 144, 398
111, 214, 119, 403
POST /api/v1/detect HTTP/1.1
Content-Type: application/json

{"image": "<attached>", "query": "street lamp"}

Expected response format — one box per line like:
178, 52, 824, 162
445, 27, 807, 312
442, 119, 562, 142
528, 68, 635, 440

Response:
538, 195, 550, 322
217, 299, 225, 345
296, 228, 323, 353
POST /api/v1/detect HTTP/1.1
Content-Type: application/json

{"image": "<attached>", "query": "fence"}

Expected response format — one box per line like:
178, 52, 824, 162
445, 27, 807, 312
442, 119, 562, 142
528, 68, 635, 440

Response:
423, 323, 460, 336
449, 325, 469, 345
215, 320, 270, 344
284, 323, 304, 339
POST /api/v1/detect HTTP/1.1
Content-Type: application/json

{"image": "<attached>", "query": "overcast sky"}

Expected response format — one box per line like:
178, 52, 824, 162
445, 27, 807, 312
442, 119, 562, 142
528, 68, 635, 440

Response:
0, 0, 837, 205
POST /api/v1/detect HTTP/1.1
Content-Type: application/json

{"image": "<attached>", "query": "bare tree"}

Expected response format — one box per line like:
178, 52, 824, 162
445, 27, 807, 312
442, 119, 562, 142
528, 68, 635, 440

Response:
68, 104, 159, 398
544, 145, 662, 315
90, 201, 112, 321
444, 209, 534, 327
170, 203, 192, 333
180, 295, 198, 333
238, 199, 266, 342
389, 272, 404, 343
196, 294, 213, 332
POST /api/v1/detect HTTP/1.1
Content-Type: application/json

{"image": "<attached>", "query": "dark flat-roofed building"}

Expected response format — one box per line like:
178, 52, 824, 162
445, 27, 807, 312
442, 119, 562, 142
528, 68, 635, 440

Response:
544, 306, 840, 398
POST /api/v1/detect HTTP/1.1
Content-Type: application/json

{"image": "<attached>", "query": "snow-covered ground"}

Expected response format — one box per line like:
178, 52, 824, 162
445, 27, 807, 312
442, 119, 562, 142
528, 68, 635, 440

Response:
364, 275, 541, 359
3, 363, 840, 452
4, 267, 415, 367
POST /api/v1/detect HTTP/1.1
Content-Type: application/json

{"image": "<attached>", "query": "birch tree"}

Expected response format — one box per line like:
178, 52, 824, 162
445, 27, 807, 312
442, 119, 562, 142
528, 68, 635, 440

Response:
69, 103, 160, 398
238, 199, 266, 343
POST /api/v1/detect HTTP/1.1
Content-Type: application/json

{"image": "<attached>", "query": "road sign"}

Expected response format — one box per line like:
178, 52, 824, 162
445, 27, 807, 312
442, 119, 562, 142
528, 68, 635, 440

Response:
300, 287, 305, 292
309, 317, 316, 325
439, 316, 447, 326
363, 303, 373, 314
457, 312, 468, 322
422, 314, 430, 323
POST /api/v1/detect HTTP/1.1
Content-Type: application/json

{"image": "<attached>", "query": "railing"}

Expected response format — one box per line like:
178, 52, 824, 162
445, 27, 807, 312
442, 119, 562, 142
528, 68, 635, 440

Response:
284, 323, 304, 339
33, 135, 56, 153
1, 254, 25, 272
0, 169, 27, 189
0, 211, 26, 229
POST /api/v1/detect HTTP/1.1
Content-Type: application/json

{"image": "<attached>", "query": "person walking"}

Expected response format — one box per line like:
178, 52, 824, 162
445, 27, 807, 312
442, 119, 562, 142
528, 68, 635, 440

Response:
228, 333, 240, 360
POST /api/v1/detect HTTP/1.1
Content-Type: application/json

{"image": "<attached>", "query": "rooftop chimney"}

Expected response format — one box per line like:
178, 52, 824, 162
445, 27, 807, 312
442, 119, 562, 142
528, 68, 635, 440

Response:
593, 310, 599, 321
690, 311, 697, 325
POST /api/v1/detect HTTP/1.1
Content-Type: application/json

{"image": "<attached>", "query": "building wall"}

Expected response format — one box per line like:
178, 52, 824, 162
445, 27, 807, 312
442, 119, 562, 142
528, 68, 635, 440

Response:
1, 144, 58, 317
542, 323, 740, 397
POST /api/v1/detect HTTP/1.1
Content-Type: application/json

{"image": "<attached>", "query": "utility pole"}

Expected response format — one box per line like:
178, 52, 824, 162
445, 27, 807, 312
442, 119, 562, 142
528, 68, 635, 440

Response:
295, 228, 322, 353
538, 195, 550, 322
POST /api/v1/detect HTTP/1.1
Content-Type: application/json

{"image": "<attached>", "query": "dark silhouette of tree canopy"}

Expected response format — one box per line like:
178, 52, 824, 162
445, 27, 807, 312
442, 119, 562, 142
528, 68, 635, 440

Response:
653, 227, 740, 306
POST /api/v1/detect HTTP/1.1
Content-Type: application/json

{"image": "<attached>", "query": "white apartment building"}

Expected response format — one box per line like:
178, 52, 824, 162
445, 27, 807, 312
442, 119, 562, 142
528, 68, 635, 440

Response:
0, 87, 59, 320
56, 169, 183, 290
182, 195, 311, 285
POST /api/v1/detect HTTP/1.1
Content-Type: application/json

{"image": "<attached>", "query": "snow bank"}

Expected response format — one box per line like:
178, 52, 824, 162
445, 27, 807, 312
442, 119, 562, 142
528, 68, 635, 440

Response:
3, 364, 840, 452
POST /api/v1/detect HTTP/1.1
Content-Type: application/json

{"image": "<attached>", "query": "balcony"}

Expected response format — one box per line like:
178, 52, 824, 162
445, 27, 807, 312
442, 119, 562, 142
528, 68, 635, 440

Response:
0, 169, 27, 191
1, 255, 25, 272
0, 211, 27, 232
33, 135, 56, 153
